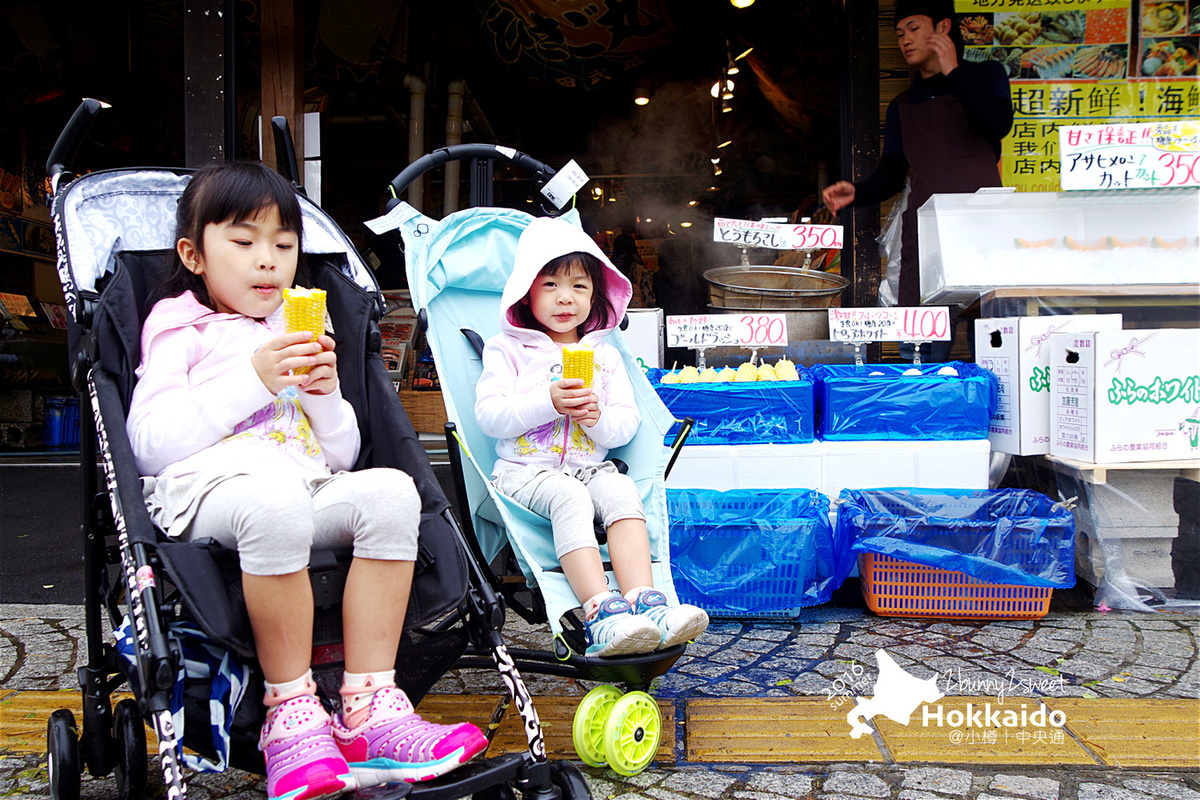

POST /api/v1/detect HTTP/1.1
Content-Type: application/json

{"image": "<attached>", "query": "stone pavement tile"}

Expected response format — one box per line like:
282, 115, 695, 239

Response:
745, 770, 815, 798
989, 773, 1062, 800
1078, 784, 1158, 800
823, 771, 890, 797
902, 767, 974, 795
656, 769, 740, 798
1121, 780, 1200, 800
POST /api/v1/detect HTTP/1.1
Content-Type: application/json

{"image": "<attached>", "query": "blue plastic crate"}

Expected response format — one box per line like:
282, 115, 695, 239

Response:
667, 488, 852, 618
42, 397, 81, 448
647, 367, 816, 445
810, 362, 998, 441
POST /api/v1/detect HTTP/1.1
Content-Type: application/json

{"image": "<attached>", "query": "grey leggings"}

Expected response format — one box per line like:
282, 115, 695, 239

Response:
494, 463, 646, 559
187, 467, 421, 575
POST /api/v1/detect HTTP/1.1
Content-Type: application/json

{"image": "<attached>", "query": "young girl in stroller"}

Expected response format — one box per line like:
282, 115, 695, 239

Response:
475, 216, 709, 658
125, 161, 487, 800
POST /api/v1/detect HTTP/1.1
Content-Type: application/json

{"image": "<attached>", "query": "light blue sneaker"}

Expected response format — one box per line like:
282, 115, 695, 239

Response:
584, 595, 661, 657
631, 589, 709, 648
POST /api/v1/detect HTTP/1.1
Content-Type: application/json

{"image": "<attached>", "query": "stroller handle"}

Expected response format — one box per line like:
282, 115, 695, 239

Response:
388, 144, 557, 203
46, 98, 105, 190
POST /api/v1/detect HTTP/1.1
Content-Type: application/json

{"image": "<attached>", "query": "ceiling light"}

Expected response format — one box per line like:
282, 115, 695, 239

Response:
735, 46, 754, 60
726, 59, 739, 76
710, 79, 735, 98
634, 86, 651, 105
707, 185, 720, 191
645, 217, 653, 222
608, 196, 616, 202
722, 103, 733, 113
711, 156, 721, 164
718, 140, 732, 148
681, 221, 693, 228
688, 200, 698, 207
713, 166, 723, 176
722, 86, 734, 100
592, 186, 603, 198
731, 0, 755, 7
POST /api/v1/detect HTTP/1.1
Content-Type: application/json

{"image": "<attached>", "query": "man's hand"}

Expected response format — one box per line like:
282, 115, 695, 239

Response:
822, 181, 856, 213
928, 29, 959, 75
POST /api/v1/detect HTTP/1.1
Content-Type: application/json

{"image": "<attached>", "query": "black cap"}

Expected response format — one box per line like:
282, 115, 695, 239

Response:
893, 0, 955, 26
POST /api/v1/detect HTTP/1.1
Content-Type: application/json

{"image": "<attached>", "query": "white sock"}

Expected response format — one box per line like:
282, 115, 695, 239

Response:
583, 590, 616, 620
340, 670, 396, 727
263, 670, 316, 718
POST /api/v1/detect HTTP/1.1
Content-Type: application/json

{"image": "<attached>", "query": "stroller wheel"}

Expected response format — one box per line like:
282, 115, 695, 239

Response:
549, 761, 593, 799
113, 699, 148, 800
47, 709, 81, 800
601, 691, 661, 777
571, 685, 622, 768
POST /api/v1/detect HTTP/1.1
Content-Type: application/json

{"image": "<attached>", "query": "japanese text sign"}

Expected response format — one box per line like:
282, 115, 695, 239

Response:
666, 313, 789, 349
713, 217, 843, 250
1059, 121, 1200, 190
828, 307, 952, 342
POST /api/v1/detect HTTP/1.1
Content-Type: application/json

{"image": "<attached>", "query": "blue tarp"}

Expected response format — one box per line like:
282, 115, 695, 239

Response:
667, 488, 854, 615
836, 488, 1076, 588
647, 368, 816, 445
810, 362, 998, 440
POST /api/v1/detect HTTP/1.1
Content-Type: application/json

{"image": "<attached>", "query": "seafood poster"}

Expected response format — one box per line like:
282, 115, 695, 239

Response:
950, 0, 1199, 191
1058, 120, 1200, 189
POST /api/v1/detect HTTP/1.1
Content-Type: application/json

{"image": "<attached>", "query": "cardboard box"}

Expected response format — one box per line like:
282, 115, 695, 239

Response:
975, 315, 1123, 455
624, 308, 664, 369
1050, 328, 1200, 463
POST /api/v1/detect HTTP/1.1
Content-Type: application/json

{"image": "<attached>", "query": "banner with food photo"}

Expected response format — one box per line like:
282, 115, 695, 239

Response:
953, 0, 1199, 192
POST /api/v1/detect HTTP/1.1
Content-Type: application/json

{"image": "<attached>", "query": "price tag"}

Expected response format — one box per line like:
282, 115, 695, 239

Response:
827, 307, 951, 342
540, 159, 589, 208
666, 313, 789, 349
713, 217, 843, 250
1059, 121, 1200, 190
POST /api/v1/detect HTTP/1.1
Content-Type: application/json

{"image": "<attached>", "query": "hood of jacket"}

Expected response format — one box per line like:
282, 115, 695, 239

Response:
498, 215, 632, 348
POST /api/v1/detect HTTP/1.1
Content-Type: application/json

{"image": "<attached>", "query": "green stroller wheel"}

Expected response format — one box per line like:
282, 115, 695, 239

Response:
572, 685, 622, 767
602, 691, 661, 776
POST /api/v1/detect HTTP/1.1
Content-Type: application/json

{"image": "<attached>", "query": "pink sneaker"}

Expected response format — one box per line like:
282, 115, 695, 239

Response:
259, 695, 356, 800
332, 686, 488, 785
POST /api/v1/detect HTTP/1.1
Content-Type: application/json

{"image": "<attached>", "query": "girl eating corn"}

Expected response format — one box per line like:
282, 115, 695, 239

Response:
126, 162, 485, 800
475, 216, 708, 657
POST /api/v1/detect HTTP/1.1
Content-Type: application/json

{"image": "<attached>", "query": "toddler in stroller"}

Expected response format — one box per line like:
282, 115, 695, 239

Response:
126, 162, 486, 799
476, 217, 709, 657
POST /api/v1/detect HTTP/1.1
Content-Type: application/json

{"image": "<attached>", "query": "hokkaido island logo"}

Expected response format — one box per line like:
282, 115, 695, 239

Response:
846, 650, 943, 738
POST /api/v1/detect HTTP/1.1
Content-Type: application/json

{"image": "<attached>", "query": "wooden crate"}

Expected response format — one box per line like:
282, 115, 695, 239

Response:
398, 389, 448, 434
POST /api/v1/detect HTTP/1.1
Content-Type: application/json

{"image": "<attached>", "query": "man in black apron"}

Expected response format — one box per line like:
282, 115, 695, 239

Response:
823, 0, 1012, 309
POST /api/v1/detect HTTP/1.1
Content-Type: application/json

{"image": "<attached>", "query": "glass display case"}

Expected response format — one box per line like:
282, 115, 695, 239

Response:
917, 188, 1200, 305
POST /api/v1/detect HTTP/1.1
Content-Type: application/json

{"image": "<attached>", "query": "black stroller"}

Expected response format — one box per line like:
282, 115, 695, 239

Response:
43, 99, 590, 800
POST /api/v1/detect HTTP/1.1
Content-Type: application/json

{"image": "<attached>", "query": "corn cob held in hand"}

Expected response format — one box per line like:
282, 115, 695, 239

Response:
283, 287, 327, 375
562, 343, 594, 388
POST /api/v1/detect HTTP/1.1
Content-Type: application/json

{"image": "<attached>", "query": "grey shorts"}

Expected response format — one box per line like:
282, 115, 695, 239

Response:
494, 462, 646, 559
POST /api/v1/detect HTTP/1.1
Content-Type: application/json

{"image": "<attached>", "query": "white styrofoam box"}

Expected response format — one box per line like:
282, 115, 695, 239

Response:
1049, 328, 1200, 463
917, 189, 1200, 304
624, 308, 664, 369
820, 439, 990, 497
665, 443, 821, 490
975, 314, 1123, 455
733, 443, 823, 490
665, 445, 738, 489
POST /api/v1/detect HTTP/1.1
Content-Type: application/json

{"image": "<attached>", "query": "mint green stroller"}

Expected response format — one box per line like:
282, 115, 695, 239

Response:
376, 146, 694, 776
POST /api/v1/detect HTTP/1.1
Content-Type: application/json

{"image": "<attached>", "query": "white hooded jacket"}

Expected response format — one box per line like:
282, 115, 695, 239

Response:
475, 216, 639, 476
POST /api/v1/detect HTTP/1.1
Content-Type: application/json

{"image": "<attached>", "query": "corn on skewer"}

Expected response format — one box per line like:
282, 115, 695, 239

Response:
283, 287, 327, 375
562, 344, 594, 388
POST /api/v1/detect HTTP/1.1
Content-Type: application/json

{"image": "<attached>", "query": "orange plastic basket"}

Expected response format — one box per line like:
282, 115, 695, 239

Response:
859, 552, 1053, 620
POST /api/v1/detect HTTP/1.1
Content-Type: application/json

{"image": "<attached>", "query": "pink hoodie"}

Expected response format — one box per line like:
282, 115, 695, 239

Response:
127, 291, 360, 480
475, 217, 639, 476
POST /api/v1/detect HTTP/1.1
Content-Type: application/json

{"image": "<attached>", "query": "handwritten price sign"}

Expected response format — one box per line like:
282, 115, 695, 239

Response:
666, 313, 789, 349
1059, 121, 1200, 190
828, 307, 951, 342
713, 217, 844, 250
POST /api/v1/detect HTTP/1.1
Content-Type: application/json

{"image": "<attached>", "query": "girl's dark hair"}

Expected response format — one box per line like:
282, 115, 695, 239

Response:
511, 251, 617, 337
152, 161, 307, 309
